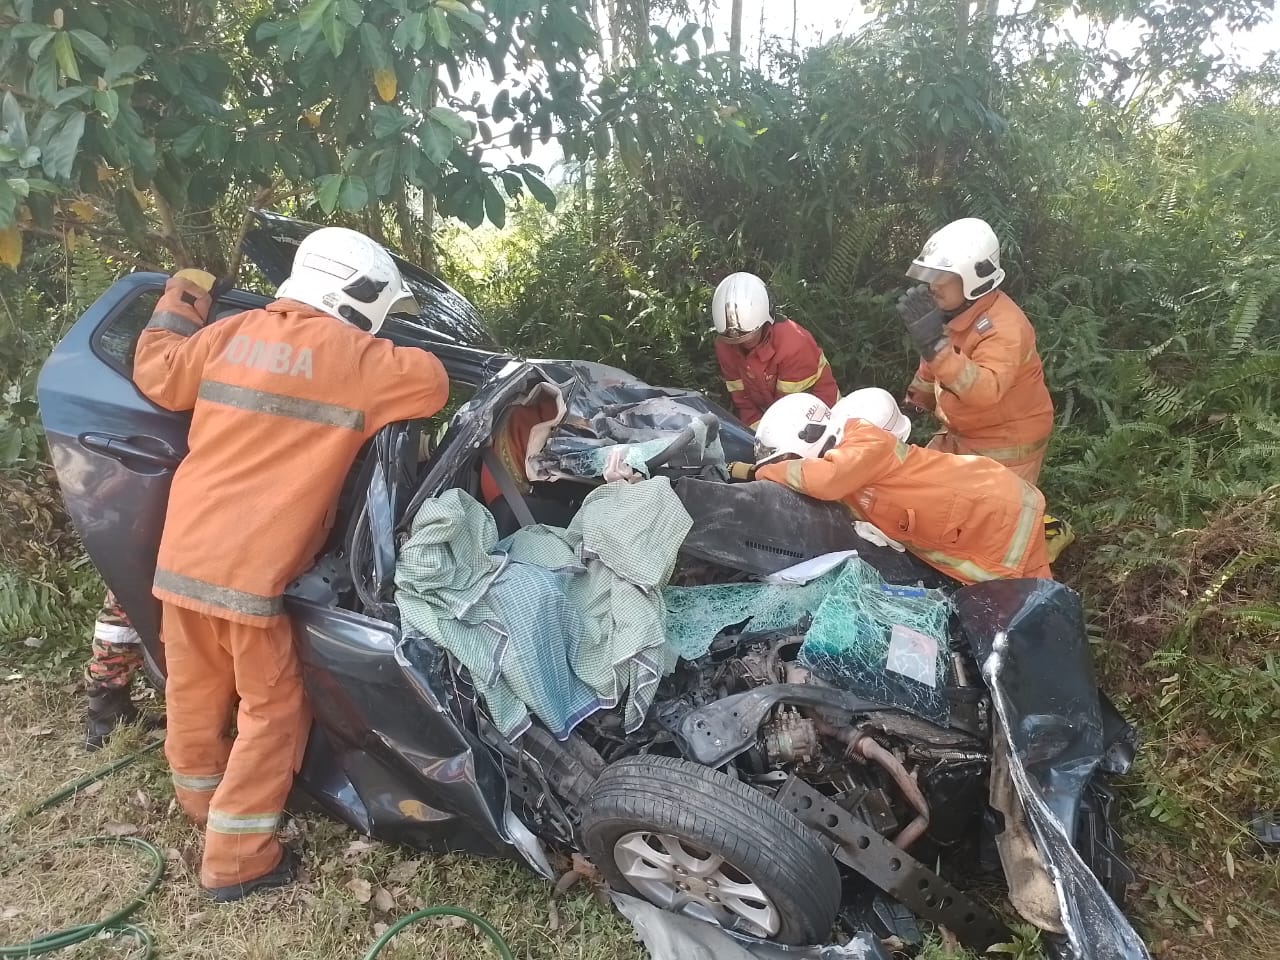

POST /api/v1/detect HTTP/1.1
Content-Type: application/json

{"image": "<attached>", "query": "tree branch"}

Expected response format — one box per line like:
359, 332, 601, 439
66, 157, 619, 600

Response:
225, 183, 274, 281
151, 191, 191, 268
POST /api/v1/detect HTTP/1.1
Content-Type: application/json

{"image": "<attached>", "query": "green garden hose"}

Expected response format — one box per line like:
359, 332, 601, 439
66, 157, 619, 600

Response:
3, 740, 167, 958
0, 837, 164, 958
360, 906, 515, 960
4, 736, 515, 959
21, 739, 164, 819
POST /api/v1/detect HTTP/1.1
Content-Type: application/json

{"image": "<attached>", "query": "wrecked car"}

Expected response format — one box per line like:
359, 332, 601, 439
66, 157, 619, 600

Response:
38, 211, 1148, 960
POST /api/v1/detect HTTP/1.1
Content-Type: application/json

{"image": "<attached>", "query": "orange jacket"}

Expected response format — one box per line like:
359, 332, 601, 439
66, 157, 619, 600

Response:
756, 420, 1051, 584
905, 291, 1053, 467
715, 319, 839, 430
133, 275, 449, 626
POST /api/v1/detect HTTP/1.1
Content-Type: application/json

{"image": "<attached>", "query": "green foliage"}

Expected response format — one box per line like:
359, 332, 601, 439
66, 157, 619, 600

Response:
0, 0, 621, 266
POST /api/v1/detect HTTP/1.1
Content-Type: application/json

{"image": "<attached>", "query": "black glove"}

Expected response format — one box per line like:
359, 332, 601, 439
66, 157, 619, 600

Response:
896, 284, 949, 360
210, 274, 235, 301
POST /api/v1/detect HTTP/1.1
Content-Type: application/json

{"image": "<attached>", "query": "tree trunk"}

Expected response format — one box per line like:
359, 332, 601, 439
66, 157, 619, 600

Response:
420, 191, 436, 272
729, 0, 743, 83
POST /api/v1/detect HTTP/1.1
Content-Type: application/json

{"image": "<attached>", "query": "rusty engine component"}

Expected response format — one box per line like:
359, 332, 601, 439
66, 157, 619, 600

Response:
812, 716, 931, 850
762, 708, 820, 764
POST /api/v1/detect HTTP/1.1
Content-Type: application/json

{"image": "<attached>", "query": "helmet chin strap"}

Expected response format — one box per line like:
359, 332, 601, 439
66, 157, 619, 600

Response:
338, 304, 374, 331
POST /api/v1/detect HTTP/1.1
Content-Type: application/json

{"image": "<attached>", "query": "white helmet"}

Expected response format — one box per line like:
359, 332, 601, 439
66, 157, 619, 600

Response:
754, 393, 832, 465
712, 272, 772, 340
906, 217, 1005, 300
276, 227, 417, 335
828, 388, 912, 444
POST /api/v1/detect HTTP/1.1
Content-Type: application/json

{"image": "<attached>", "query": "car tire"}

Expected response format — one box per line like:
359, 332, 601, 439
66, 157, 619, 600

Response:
580, 755, 840, 945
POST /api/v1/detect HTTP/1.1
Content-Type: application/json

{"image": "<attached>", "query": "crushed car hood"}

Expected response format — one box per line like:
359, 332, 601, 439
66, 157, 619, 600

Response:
957, 581, 1149, 960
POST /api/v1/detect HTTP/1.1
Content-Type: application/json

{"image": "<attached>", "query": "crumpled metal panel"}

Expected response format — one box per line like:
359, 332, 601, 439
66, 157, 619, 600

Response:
289, 598, 526, 862
955, 580, 1151, 960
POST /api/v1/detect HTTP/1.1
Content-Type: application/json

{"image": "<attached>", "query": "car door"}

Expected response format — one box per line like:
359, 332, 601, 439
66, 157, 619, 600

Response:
36, 273, 269, 678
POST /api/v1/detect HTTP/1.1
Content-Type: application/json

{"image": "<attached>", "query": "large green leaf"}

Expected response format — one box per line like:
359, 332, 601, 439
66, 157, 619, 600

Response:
104, 46, 148, 85
358, 22, 393, 71
298, 0, 333, 33
9, 23, 50, 42
113, 187, 147, 244
427, 106, 471, 140
316, 173, 343, 214
420, 121, 453, 165
69, 30, 111, 68
114, 103, 156, 176
492, 89, 512, 122
27, 30, 56, 61
482, 177, 506, 229
438, 0, 486, 32
172, 125, 205, 159
52, 33, 80, 82
426, 8, 453, 49
372, 147, 398, 195
371, 105, 410, 139
499, 169, 523, 199
48, 86, 91, 108
93, 89, 119, 126
336, 0, 364, 27
392, 12, 429, 52
30, 49, 57, 102
0, 178, 17, 228
203, 125, 231, 162
40, 111, 85, 180
1, 94, 27, 149
521, 169, 556, 211
337, 174, 369, 211
321, 15, 351, 57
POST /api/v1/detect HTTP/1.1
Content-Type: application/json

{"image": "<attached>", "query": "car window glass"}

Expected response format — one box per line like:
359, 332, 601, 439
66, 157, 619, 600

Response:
94, 289, 243, 378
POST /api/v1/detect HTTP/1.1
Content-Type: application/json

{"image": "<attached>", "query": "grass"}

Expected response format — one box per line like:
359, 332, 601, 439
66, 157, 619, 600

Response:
0, 681, 643, 960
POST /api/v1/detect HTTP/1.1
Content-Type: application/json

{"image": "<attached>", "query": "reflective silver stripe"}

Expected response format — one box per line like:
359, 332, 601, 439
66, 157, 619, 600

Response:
967, 435, 1050, 463
147, 310, 200, 337
1002, 480, 1043, 570
911, 547, 999, 584
946, 359, 981, 394
172, 771, 224, 792
207, 810, 280, 835
784, 459, 806, 492
154, 569, 283, 619
198, 380, 365, 432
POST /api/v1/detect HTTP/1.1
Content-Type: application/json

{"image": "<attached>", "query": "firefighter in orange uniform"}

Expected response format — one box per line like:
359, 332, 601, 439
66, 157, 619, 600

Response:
132, 228, 449, 901
753, 393, 1051, 584
711, 272, 839, 430
898, 218, 1054, 484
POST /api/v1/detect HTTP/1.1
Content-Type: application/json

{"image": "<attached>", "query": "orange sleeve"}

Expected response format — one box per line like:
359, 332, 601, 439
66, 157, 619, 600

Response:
927, 316, 1026, 409
773, 324, 836, 402
905, 359, 936, 412
715, 338, 762, 429
132, 275, 218, 412
359, 340, 450, 436
757, 422, 900, 501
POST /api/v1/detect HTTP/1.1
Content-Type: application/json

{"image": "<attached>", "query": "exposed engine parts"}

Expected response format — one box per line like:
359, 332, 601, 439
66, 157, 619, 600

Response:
762, 709, 819, 764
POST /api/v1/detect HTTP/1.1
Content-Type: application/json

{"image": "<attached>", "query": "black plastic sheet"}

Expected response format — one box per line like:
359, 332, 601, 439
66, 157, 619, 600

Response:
955, 580, 1151, 960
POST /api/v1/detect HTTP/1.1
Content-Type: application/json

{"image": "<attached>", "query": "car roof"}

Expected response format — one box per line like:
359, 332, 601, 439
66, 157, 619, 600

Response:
241, 209, 499, 350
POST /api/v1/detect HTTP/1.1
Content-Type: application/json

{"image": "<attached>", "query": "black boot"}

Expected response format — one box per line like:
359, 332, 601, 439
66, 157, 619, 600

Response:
85, 687, 141, 751
203, 848, 299, 902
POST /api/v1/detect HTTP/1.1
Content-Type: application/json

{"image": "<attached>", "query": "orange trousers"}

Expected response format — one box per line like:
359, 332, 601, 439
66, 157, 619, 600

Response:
161, 603, 310, 889
928, 431, 1047, 485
